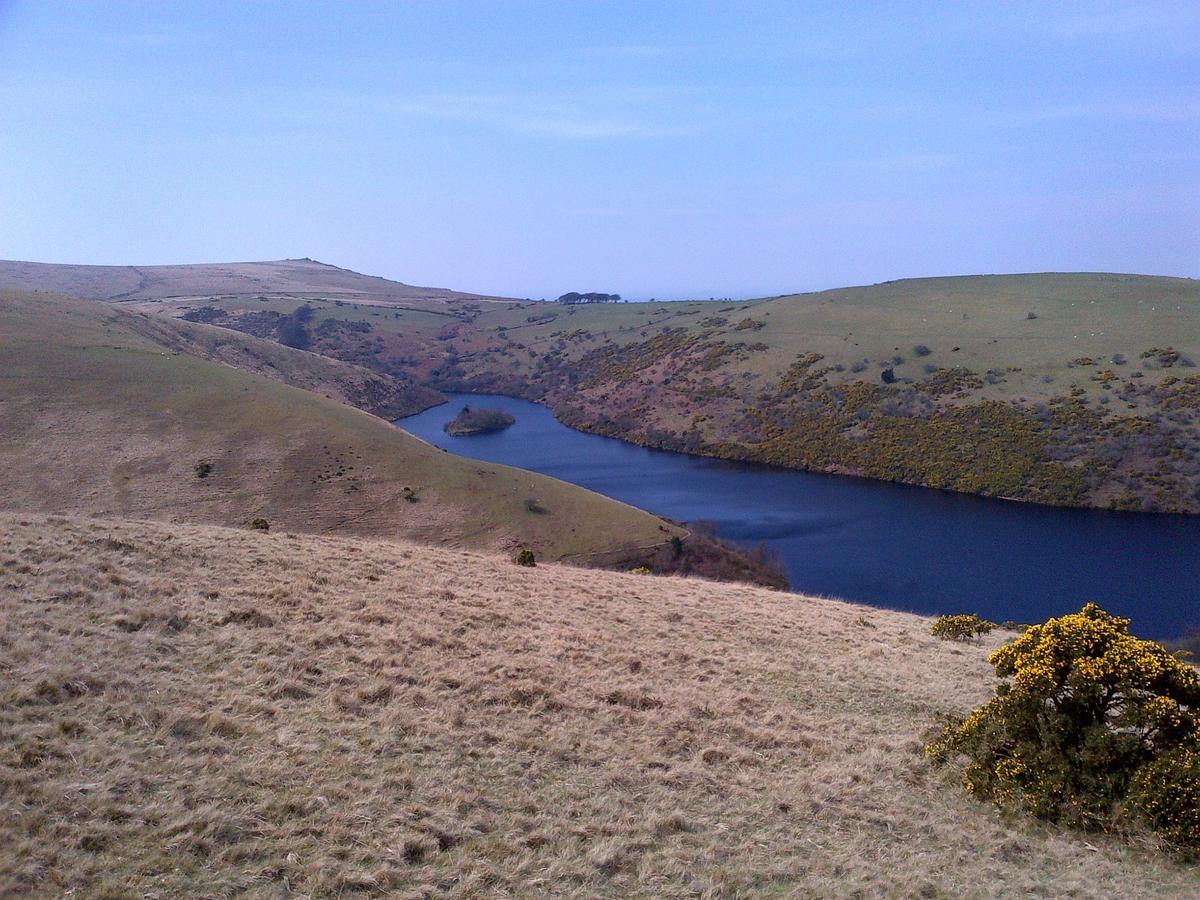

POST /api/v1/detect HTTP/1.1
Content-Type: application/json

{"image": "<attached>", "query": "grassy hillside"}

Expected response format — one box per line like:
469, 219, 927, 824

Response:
211, 271, 1195, 513
115, 306, 443, 419
0, 257, 508, 305
0, 289, 678, 562
3, 512, 1197, 897
11, 260, 1199, 511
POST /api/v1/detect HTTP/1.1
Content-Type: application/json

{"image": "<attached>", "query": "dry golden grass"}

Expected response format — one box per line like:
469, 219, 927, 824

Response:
3, 512, 1197, 897
0, 289, 679, 562
0, 257, 505, 304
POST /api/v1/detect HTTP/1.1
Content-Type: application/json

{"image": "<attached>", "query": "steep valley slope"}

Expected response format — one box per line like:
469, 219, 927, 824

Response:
6, 260, 1198, 512
171, 271, 1200, 513
0, 289, 679, 564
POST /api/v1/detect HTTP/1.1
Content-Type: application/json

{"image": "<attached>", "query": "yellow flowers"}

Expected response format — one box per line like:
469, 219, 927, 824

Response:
931, 614, 995, 642
928, 603, 1200, 850
989, 602, 1200, 704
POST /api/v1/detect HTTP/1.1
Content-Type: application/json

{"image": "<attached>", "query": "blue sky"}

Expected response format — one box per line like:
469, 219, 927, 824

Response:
0, 1, 1196, 298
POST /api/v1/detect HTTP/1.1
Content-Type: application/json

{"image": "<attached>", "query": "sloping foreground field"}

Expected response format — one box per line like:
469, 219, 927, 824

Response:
0, 290, 675, 562
3, 513, 1197, 897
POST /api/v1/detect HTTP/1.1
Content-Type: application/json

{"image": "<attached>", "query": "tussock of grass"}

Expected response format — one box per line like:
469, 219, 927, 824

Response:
2, 513, 1196, 896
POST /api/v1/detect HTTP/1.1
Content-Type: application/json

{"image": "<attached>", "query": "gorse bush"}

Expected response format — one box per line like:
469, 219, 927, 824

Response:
927, 603, 1200, 848
514, 549, 536, 567
1128, 746, 1200, 850
931, 614, 995, 642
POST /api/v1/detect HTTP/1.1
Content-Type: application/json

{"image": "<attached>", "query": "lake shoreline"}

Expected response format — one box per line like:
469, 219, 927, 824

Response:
411, 390, 1195, 520
399, 392, 1200, 641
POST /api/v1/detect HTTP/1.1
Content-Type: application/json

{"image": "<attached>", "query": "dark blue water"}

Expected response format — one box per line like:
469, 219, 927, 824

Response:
400, 393, 1200, 640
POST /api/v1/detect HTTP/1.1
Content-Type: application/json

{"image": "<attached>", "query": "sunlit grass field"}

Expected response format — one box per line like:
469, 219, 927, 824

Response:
3, 512, 1198, 897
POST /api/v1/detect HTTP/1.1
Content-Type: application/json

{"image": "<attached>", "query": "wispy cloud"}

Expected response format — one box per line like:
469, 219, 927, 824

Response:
968, 101, 1200, 129
945, 1, 1200, 44
311, 86, 698, 141
854, 98, 1200, 129
102, 31, 197, 48
581, 44, 672, 58
571, 205, 715, 218
395, 92, 647, 139
1032, 2, 1200, 40
852, 153, 958, 173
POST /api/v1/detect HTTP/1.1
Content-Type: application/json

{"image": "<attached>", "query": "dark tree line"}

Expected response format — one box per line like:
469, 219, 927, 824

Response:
556, 292, 622, 304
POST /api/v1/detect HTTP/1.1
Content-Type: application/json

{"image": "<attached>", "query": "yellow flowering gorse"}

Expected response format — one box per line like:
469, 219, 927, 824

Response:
928, 603, 1200, 849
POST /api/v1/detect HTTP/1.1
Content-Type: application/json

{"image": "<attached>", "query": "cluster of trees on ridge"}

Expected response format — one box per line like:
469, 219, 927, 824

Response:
556, 291, 621, 304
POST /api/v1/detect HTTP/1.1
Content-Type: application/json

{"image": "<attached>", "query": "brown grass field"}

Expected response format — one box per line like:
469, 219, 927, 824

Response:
3, 512, 1198, 897
0, 257, 507, 306
0, 289, 679, 564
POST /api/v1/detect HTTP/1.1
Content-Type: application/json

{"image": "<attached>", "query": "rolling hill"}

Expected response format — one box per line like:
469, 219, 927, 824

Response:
0, 288, 679, 563
207, 270, 1195, 513
0, 257, 511, 306
3, 511, 1197, 897
7, 259, 1197, 512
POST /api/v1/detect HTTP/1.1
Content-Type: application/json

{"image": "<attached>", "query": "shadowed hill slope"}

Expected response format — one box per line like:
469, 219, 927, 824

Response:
2, 512, 1197, 897
114, 306, 444, 419
0, 290, 675, 561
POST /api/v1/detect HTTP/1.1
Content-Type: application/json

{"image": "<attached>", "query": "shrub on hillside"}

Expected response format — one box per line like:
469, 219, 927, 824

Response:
926, 603, 1200, 847
931, 613, 995, 642
278, 304, 314, 350
1128, 745, 1200, 851
248, 517, 270, 532
639, 522, 789, 590
514, 549, 536, 567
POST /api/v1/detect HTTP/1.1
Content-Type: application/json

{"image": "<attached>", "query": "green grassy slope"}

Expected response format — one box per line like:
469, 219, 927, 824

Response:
748, 273, 1200, 399
0, 289, 679, 561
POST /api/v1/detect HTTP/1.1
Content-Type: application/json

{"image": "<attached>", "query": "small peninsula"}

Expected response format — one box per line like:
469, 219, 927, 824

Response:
443, 405, 515, 436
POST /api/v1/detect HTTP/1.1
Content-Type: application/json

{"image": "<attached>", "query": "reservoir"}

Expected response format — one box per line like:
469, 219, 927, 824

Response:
400, 393, 1200, 641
